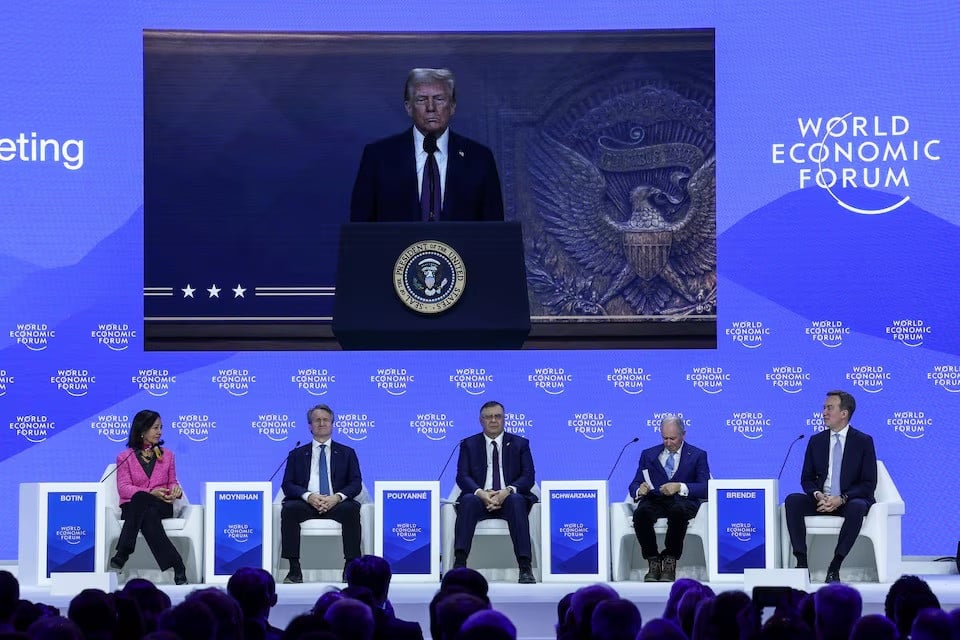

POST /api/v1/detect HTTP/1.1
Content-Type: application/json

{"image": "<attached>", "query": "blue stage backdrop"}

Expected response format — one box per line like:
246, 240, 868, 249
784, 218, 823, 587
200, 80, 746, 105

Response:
1, 1, 958, 560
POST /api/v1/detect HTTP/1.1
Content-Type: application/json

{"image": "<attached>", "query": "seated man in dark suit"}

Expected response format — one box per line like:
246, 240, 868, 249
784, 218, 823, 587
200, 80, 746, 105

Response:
280, 403, 363, 583
454, 400, 537, 583
785, 389, 877, 583
350, 67, 504, 222
629, 415, 710, 582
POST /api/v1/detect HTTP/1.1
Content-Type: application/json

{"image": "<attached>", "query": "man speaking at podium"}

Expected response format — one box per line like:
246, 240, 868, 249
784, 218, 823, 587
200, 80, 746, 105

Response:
350, 68, 504, 223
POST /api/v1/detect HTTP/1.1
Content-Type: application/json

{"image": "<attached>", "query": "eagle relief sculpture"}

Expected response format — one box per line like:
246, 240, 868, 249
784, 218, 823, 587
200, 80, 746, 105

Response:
525, 84, 716, 321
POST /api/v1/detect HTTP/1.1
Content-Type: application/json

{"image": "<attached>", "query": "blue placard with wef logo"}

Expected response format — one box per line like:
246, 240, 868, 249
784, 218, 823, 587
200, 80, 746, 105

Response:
214, 491, 264, 575
382, 490, 432, 574
549, 489, 599, 574
46, 492, 97, 577
716, 488, 766, 574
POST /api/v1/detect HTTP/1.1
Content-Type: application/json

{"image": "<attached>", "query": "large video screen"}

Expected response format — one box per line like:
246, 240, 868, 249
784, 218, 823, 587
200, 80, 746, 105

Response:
1, 1, 958, 561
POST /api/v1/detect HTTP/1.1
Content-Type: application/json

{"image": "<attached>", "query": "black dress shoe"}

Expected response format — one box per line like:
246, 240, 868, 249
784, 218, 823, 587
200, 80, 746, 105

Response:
283, 570, 303, 584
174, 568, 188, 585
518, 569, 537, 584
825, 569, 841, 583
109, 554, 127, 571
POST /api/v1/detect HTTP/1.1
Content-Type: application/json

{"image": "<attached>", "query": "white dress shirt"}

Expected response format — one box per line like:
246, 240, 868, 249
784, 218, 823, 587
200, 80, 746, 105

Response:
822, 425, 849, 496
302, 439, 345, 502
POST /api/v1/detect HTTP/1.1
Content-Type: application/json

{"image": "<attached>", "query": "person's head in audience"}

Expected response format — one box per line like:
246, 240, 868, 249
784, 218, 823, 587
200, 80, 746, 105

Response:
910, 608, 952, 640
456, 609, 516, 640
228, 567, 278, 623
569, 583, 618, 639
434, 593, 489, 640
895, 589, 942, 639
25, 616, 82, 640
636, 618, 687, 640
0, 571, 19, 629
677, 586, 713, 639
311, 589, 344, 619
850, 613, 898, 640
142, 631, 181, 640
339, 586, 378, 611
157, 599, 218, 640
691, 590, 751, 640
590, 598, 641, 640
111, 591, 147, 639
814, 583, 862, 640
344, 556, 394, 609
663, 578, 702, 622
555, 592, 574, 637
66, 589, 115, 640
186, 587, 244, 640
13, 601, 54, 633
280, 614, 328, 640
758, 612, 812, 640
323, 598, 374, 640
439, 568, 489, 602
885, 575, 936, 621
122, 579, 170, 632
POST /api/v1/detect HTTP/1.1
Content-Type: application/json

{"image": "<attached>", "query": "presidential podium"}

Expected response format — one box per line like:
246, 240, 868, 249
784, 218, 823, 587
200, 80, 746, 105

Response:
333, 222, 530, 350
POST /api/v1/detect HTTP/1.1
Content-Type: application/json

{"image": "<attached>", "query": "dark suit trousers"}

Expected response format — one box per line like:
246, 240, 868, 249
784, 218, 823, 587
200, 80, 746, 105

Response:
632, 496, 700, 559
784, 492, 870, 559
117, 491, 184, 571
280, 499, 361, 562
454, 493, 532, 563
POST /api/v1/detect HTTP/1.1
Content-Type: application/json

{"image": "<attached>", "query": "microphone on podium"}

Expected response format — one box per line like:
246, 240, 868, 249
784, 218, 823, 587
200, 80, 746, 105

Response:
269, 440, 302, 482
777, 434, 805, 480
607, 437, 640, 482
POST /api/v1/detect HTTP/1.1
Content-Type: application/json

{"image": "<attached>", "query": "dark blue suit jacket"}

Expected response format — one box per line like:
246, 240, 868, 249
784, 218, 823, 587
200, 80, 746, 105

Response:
799, 426, 876, 504
456, 432, 537, 507
629, 442, 710, 503
281, 440, 362, 502
350, 128, 504, 222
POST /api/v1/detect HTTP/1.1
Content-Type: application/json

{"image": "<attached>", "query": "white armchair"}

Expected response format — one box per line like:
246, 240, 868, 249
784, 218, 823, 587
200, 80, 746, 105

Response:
100, 464, 204, 584
272, 483, 375, 582
440, 485, 541, 582
780, 459, 904, 582
609, 496, 709, 581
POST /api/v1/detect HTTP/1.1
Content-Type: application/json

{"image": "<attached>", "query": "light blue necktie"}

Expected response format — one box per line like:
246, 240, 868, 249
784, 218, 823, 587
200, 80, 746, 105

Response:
829, 434, 842, 497
318, 444, 330, 495
665, 451, 676, 480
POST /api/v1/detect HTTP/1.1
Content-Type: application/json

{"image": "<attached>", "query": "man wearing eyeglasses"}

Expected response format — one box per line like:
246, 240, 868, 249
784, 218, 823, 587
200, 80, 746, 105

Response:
453, 400, 537, 583
350, 67, 504, 223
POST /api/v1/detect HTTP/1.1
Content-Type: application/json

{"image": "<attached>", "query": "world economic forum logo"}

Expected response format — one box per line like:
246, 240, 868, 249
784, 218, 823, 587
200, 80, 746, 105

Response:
170, 414, 216, 442
560, 522, 589, 543
10, 415, 55, 443
805, 320, 850, 348
505, 412, 534, 437
50, 369, 95, 398
568, 412, 611, 441
211, 369, 256, 397
370, 368, 414, 396
251, 414, 295, 442
90, 322, 136, 351
806, 412, 827, 433
725, 412, 769, 440
528, 368, 572, 395
0, 369, 14, 397
772, 113, 941, 215
927, 365, 960, 393
886, 319, 931, 347
647, 412, 692, 431
726, 521, 757, 543
132, 369, 176, 397
725, 321, 770, 349
449, 368, 492, 395
887, 411, 931, 440
409, 413, 453, 441
686, 367, 729, 394
607, 367, 651, 394
393, 241, 466, 314
290, 368, 336, 396
9, 323, 55, 351
224, 523, 254, 544
337, 413, 376, 442
765, 366, 810, 394
845, 365, 891, 394
391, 522, 423, 543
56, 525, 87, 546
90, 415, 129, 443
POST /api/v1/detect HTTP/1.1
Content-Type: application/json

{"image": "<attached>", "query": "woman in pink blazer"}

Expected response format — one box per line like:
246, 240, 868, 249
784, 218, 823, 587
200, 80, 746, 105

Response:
109, 409, 187, 584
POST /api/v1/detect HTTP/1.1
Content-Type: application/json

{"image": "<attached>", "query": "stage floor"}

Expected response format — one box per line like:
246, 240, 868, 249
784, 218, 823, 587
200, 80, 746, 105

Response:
15, 562, 960, 640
